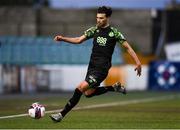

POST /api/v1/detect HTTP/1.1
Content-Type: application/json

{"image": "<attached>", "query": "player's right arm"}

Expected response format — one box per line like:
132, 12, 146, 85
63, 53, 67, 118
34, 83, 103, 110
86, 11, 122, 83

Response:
54, 35, 86, 44
54, 26, 96, 44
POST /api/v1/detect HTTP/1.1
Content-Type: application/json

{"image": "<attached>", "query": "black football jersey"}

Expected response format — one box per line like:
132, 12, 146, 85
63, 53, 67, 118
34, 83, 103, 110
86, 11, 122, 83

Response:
84, 26, 126, 71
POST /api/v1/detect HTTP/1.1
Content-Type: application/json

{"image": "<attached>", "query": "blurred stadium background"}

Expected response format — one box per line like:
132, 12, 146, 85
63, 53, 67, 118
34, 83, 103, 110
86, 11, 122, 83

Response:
0, 0, 180, 129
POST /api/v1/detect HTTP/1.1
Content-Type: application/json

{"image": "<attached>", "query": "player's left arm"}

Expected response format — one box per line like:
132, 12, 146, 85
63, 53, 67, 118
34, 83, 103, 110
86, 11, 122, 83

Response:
122, 41, 142, 76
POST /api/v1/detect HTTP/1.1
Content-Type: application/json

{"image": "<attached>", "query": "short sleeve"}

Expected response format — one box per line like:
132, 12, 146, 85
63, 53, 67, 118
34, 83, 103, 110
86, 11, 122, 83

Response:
111, 27, 126, 44
84, 26, 97, 39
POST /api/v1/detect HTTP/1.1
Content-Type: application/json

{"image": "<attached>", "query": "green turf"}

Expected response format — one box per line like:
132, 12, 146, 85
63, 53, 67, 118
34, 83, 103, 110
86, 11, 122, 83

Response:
0, 91, 180, 129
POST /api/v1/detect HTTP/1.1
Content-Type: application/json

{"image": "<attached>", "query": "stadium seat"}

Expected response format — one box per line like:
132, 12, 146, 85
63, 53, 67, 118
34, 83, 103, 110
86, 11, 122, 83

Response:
0, 36, 123, 65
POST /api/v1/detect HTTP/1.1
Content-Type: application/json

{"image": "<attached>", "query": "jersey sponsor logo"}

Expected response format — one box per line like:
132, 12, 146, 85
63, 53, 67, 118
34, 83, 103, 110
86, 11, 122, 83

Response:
96, 36, 107, 46
109, 32, 114, 37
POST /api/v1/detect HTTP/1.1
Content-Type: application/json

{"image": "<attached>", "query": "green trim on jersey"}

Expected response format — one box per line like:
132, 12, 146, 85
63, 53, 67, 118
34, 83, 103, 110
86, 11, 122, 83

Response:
84, 26, 97, 39
84, 26, 126, 44
110, 27, 126, 44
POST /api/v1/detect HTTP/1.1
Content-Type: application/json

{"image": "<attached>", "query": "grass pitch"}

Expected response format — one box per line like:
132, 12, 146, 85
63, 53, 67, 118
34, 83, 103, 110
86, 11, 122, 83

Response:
0, 91, 180, 129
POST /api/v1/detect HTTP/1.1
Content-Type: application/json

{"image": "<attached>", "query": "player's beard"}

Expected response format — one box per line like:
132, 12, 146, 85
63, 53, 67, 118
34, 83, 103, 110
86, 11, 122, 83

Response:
97, 22, 106, 28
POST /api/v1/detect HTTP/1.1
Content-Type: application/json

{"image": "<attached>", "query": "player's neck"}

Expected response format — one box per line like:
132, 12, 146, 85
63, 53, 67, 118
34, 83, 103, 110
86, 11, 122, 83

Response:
101, 23, 110, 28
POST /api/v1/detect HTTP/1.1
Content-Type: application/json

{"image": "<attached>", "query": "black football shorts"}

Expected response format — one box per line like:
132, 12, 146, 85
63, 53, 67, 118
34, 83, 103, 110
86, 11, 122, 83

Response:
85, 69, 108, 88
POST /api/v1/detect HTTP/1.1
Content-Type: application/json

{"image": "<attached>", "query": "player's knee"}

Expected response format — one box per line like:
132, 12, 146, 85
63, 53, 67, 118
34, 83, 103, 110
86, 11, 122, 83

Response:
77, 81, 89, 93
77, 86, 87, 93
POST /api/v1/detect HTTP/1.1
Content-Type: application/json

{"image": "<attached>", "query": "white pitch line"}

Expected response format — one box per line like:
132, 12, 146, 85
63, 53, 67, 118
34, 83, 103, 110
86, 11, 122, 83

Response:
0, 94, 179, 119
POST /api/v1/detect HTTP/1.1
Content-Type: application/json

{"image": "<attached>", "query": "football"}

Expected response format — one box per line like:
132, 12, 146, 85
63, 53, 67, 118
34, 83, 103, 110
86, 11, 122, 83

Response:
28, 102, 45, 119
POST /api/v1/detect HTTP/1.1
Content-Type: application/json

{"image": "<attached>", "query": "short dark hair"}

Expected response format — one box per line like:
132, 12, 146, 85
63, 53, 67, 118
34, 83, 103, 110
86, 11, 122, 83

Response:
97, 6, 112, 17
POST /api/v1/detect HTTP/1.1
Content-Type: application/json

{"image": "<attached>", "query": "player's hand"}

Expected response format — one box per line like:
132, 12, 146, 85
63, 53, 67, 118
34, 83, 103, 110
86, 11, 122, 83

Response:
134, 64, 142, 77
54, 35, 63, 41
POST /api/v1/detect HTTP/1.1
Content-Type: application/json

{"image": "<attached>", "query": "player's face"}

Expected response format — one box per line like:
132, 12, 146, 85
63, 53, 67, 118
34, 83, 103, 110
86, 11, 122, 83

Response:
96, 13, 109, 28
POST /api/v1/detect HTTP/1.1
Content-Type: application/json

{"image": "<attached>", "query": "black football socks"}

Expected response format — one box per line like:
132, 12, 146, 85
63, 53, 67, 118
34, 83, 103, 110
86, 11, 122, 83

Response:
85, 86, 114, 98
61, 86, 114, 116
61, 88, 82, 117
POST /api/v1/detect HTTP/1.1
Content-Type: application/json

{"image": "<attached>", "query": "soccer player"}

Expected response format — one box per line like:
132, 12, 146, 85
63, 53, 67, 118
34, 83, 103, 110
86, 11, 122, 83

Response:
50, 6, 142, 122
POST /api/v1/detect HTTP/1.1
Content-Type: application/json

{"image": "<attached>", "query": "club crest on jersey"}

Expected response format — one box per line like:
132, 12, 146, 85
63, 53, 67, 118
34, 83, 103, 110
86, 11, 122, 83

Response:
109, 32, 114, 37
